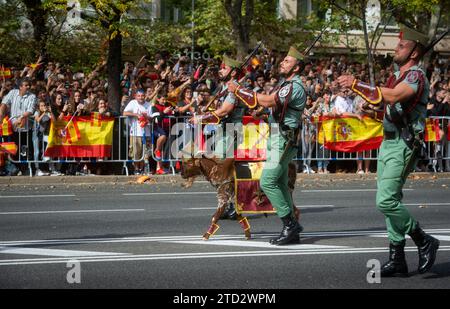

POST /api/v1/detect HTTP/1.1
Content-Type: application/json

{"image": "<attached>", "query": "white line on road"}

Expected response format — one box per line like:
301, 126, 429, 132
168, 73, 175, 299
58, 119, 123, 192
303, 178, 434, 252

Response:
1, 246, 449, 266
2, 229, 450, 247
123, 189, 415, 196
169, 239, 349, 250
0, 194, 76, 199
301, 189, 413, 192
404, 203, 450, 206
123, 192, 216, 196
369, 234, 450, 242
185, 205, 335, 210
0, 247, 128, 257
0, 209, 145, 215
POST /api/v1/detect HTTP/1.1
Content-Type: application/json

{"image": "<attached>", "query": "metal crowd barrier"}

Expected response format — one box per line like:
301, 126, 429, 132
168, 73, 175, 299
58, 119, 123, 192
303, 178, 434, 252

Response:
4, 115, 450, 177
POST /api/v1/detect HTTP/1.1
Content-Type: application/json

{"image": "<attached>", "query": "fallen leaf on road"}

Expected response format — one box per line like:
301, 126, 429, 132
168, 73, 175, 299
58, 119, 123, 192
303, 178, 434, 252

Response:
137, 175, 151, 184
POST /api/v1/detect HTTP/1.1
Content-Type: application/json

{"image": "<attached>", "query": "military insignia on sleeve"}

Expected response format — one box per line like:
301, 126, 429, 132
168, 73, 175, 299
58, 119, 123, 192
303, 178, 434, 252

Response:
278, 85, 291, 98
406, 71, 419, 84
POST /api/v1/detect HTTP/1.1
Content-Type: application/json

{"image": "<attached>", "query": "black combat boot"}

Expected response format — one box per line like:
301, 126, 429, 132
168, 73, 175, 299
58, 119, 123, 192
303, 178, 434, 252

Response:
380, 241, 409, 277
269, 213, 301, 245
408, 223, 440, 274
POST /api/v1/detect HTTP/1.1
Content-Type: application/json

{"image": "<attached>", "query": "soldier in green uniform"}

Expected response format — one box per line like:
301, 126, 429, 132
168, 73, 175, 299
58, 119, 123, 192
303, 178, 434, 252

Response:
338, 24, 440, 276
228, 46, 306, 245
195, 55, 247, 219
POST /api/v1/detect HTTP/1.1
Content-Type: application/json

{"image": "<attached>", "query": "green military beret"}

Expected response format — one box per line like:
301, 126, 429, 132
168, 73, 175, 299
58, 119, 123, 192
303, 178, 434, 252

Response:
399, 24, 428, 46
287, 46, 304, 61
222, 55, 241, 69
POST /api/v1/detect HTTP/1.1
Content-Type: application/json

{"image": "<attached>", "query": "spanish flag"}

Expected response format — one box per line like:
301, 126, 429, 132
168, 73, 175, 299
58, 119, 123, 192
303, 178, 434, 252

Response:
448, 122, 450, 141
0, 142, 18, 155
424, 118, 441, 142
235, 116, 268, 161
45, 116, 114, 158
64, 117, 81, 144
90, 112, 102, 127
317, 115, 383, 152
1, 116, 13, 137
0, 66, 12, 79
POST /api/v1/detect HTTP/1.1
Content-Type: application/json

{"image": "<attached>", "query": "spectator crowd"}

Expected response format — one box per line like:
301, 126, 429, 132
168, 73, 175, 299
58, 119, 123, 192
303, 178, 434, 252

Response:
1, 49, 449, 176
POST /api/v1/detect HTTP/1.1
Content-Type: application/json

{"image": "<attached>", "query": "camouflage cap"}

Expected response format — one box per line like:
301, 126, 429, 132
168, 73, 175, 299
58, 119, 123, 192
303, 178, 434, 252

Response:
399, 24, 428, 46
222, 55, 241, 69
287, 46, 304, 61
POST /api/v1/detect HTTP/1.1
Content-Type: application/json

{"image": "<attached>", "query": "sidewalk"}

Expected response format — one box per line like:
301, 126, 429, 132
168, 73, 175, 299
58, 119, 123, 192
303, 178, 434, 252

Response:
0, 172, 449, 186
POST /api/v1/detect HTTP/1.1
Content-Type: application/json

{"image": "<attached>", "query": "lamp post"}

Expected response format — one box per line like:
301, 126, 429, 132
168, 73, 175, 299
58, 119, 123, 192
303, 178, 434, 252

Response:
191, 0, 195, 72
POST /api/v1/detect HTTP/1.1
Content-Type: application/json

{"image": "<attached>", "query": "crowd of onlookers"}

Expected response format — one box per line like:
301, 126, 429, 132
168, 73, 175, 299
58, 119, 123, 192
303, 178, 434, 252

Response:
1, 50, 449, 176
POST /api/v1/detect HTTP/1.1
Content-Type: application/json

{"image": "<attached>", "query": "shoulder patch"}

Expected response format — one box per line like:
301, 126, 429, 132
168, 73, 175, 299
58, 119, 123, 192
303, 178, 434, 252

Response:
278, 84, 291, 98
406, 71, 419, 84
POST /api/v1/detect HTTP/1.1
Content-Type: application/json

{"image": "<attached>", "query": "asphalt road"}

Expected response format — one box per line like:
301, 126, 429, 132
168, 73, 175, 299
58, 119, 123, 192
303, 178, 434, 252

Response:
0, 174, 449, 291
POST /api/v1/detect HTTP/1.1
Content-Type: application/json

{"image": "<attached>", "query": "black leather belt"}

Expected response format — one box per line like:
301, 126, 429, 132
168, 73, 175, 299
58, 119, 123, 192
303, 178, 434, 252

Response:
384, 131, 397, 140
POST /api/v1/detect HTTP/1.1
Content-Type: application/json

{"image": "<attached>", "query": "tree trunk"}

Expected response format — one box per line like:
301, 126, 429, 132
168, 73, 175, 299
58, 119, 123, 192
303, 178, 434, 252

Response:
223, 0, 254, 60
107, 32, 122, 113
423, 5, 441, 68
361, 1, 375, 87
22, 0, 49, 56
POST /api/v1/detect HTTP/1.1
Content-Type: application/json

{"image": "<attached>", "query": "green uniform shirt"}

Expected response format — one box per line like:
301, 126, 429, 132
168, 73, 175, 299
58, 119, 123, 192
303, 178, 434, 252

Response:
218, 84, 247, 124
384, 66, 429, 134
268, 75, 306, 129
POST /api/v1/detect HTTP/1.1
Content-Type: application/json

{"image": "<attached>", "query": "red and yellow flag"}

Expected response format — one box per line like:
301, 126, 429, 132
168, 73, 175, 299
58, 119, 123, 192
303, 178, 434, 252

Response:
90, 112, 102, 127
0, 142, 18, 155
45, 116, 114, 158
424, 118, 441, 142
0, 66, 12, 79
1, 116, 13, 137
235, 116, 268, 161
448, 122, 450, 142
317, 115, 383, 152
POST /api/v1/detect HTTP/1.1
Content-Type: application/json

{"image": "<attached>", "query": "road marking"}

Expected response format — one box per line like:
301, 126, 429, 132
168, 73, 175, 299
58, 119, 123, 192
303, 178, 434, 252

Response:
404, 203, 450, 206
123, 192, 216, 196
1, 246, 450, 266
0, 247, 128, 257
301, 189, 413, 192
0, 209, 145, 215
2, 229, 450, 247
369, 234, 450, 242
185, 205, 335, 210
0, 194, 76, 199
167, 239, 349, 250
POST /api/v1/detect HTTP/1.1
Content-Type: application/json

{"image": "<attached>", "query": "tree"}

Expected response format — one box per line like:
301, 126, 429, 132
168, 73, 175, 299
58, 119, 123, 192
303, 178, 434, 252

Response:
78, 0, 145, 113
223, 0, 254, 59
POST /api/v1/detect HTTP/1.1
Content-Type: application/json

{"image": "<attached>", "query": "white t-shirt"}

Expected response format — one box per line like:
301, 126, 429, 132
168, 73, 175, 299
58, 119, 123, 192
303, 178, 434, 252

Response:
123, 99, 151, 137
333, 95, 353, 114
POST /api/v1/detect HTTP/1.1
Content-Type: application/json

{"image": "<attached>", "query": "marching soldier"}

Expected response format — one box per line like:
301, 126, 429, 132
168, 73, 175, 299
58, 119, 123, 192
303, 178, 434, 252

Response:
338, 24, 440, 276
194, 55, 247, 219
228, 46, 306, 245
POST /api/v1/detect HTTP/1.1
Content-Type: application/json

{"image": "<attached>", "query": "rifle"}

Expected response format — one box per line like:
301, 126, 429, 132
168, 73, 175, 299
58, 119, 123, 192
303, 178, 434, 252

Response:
201, 41, 263, 112
302, 23, 329, 56
423, 28, 449, 55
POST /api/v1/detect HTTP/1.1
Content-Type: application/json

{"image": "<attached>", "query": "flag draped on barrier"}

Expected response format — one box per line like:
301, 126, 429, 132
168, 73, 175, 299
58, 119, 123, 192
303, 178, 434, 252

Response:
424, 118, 441, 142
44, 115, 114, 158
317, 115, 384, 152
448, 122, 450, 142
0, 142, 17, 155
